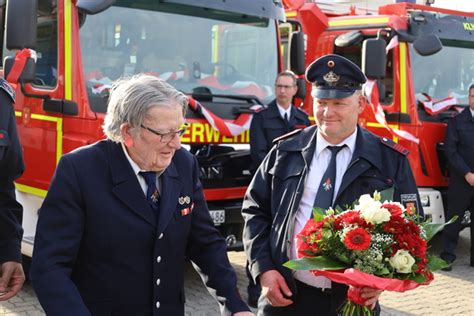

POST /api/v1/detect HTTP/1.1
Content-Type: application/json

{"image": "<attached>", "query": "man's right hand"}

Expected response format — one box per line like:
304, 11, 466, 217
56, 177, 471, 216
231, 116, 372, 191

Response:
465, 172, 474, 186
0, 261, 25, 301
259, 270, 293, 307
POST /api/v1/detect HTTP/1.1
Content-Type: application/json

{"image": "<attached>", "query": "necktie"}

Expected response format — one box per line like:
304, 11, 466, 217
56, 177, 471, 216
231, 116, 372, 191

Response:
313, 145, 345, 210
284, 112, 290, 130
139, 171, 159, 211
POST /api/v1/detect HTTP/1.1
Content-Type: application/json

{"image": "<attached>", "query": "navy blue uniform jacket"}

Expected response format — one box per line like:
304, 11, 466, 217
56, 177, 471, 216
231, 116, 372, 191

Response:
250, 100, 310, 172
30, 140, 248, 315
242, 126, 421, 309
444, 106, 474, 184
0, 79, 24, 264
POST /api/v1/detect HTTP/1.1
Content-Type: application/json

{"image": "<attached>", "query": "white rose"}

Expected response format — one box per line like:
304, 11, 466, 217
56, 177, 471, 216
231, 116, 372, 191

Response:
389, 249, 415, 274
357, 200, 391, 225
357, 194, 375, 208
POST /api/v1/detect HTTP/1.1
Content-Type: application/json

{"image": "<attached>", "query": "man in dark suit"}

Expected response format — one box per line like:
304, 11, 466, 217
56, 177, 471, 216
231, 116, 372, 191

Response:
30, 74, 253, 316
242, 55, 422, 315
0, 78, 25, 301
249, 71, 310, 173
440, 83, 474, 270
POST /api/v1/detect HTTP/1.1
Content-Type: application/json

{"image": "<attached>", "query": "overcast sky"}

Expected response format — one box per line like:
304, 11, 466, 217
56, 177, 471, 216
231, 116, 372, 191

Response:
433, 0, 472, 11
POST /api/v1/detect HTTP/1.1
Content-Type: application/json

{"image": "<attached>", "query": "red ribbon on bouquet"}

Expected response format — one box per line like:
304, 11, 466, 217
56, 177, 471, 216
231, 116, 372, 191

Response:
313, 268, 433, 291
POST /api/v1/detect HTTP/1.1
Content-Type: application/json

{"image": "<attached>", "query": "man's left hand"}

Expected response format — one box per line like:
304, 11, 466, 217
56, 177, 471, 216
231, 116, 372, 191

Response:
0, 261, 25, 301
359, 287, 383, 310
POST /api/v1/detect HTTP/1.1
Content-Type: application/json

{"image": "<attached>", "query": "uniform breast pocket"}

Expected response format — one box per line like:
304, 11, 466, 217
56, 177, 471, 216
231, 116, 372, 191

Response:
263, 122, 285, 142
174, 202, 194, 222
0, 130, 10, 161
458, 125, 474, 144
353, 170, 393, 195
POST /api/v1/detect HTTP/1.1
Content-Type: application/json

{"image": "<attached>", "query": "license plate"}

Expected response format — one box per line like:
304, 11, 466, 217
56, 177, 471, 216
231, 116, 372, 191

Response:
210, 210, 225, 225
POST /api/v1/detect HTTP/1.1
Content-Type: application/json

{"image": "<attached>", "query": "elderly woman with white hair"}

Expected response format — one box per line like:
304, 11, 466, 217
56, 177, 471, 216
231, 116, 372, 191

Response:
30, 74, 253, 316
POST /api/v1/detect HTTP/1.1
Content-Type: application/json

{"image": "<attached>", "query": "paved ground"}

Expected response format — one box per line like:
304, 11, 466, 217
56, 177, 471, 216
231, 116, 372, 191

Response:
1, 229, 472, 316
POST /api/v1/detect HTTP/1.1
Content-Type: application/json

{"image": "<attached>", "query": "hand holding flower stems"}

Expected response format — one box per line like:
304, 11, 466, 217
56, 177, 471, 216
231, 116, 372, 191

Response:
285, 187, 456, 316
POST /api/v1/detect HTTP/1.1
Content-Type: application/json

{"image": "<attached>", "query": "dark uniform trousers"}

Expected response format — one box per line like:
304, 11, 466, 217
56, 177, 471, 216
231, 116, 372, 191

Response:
441, 107, 474, 264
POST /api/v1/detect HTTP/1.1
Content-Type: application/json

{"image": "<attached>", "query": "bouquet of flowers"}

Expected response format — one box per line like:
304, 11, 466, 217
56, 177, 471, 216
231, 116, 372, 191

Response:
284, 188, 454, 316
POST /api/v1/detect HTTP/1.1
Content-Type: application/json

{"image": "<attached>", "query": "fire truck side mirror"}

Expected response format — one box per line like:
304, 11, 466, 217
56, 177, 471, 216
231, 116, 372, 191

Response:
289, 31, 305, 76
362, 38, 386, 79
77, 0, 114, 15
5, 0, 37, 50
413, 34, 442, 56
3, 56, 36, 83
294, 77, 306, 100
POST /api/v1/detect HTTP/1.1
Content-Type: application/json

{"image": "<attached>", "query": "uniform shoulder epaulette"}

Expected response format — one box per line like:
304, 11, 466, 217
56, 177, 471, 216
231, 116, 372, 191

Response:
272, 128, 303, 144
0, 78, 15, 102
380, 137, 409, 156
254, 105, 268, 113
295, 106, 308, 114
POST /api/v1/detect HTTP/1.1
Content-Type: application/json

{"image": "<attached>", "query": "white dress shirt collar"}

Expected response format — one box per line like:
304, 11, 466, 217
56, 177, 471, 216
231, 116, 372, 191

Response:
121, 142, 142, 176
276, 102, 292, 120
315, 128, 357, 158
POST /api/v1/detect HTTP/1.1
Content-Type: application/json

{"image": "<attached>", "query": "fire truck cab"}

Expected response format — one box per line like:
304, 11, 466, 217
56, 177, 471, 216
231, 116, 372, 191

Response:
2, 0, 286, 257
283, 2, 474, 226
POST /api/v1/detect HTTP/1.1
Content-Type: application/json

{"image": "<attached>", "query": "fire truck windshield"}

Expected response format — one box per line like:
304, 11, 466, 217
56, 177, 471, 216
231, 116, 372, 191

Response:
411, 43, 474, 105
79, 4, 278, 113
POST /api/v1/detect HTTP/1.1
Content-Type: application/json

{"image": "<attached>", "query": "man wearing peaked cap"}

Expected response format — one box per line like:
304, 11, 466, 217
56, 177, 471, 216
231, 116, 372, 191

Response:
242, 54, 422, 315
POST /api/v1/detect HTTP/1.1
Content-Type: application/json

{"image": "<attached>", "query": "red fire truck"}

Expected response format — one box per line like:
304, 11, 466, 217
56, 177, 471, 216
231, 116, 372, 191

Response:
2, 0, 286, 257
281, 1, 474, 226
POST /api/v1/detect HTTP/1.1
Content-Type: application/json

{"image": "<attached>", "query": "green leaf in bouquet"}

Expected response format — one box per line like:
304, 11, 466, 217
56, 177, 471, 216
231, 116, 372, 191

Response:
312, 207, 326, 221
284, 256, 347, 271
336, 252, 352, 264
379, 186, 394, 203
422, 216, 458, 242
375, 267, 390, 275
409, 272, 429, 283
427, 255, 451, 271
334, 205, 344, 214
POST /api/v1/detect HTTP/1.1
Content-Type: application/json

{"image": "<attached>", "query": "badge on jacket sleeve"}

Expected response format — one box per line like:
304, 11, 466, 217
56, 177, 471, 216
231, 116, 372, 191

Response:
401, 194, 418, 214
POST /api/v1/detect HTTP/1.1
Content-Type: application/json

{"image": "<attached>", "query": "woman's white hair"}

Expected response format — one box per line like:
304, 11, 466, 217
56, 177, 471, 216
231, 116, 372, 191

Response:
102, 74, 188, 142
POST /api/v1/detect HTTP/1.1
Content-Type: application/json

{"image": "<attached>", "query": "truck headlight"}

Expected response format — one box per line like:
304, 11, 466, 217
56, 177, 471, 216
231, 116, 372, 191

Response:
420, 194, 430, 207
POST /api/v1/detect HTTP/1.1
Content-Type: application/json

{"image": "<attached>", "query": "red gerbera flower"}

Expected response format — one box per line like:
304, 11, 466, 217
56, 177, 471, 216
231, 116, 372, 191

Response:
382, 203, 404, 217
344, 228, 371, 251
334, 210, 370, 229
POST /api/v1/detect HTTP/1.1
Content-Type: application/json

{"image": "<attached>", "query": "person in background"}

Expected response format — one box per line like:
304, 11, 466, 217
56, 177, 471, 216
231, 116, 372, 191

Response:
440, 83, 474, 271
0, 78, 25, 301
30, 74, 253, 316
242, 54, 422, 315
246, 71, 310, 307
249, 71, 310, 173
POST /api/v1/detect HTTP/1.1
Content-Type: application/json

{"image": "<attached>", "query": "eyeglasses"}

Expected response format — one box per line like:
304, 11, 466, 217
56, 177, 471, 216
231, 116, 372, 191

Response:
275, 84, 295, 90
140, 123, 189, 143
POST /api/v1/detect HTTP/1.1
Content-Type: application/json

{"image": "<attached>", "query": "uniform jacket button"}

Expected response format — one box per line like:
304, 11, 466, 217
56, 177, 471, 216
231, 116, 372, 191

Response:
157, 256, 161, 263
156, 278, 160, 286
158, 233, 163, 239
156, 301, 160, 309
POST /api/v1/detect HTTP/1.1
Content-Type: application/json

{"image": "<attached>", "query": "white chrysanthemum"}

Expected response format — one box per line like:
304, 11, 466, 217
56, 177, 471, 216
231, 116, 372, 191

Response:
389, 249, 415, 273
356, 197, 391, 225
